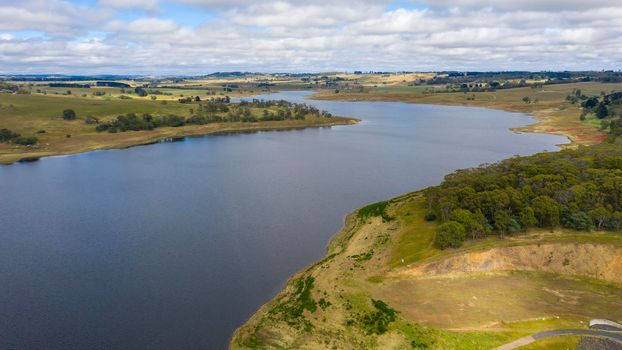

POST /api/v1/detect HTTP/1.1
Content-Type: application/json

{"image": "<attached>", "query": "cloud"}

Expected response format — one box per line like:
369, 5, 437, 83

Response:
98, 0, 159, 11
174, 0, 390, 9
427, 0, 622, 11
1, 0, 622, 73
0, 0, 110, 37
225, 2, 387, 28
124, 18, 179, 34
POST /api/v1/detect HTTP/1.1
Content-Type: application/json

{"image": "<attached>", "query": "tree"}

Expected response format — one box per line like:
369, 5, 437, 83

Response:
134, 87, 148, 97
0, 128, 19, 142
605, 211, 622, 229
434, 221, 466, 249
563, 211, 594, 231
589, 206, 610, 230
581, 97, 599, 109
532, 195, 560, 227
449, 209, 489, 239
595, 102, 609, 119
494, 211, 521, 234
519, 206, 538, 227
63, 109, 76, 120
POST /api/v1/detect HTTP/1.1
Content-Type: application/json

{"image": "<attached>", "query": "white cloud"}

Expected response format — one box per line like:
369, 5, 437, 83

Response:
98, 0, 159, 11
428, 0, 622, 11
0, 0, 110, 37
126, 18, 179, 33
1, 0, 622, 73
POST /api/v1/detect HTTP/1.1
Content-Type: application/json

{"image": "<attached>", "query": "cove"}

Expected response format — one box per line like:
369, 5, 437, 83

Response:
0, 91, 568, 349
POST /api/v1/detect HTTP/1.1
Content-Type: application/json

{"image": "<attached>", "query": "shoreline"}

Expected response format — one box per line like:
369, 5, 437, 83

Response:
230, 192, 622, 349
230, 92, 615, 348
0, 117, 359, 165
310, 87, 606, 149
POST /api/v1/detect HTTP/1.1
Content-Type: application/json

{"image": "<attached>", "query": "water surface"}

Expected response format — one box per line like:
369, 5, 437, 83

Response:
0, 91, 568, 349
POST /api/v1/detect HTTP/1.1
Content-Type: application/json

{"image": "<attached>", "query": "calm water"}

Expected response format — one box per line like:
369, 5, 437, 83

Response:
0, 91, 568, 349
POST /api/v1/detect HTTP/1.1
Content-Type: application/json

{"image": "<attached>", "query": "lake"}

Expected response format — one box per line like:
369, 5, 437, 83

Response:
0, 91, 568, 349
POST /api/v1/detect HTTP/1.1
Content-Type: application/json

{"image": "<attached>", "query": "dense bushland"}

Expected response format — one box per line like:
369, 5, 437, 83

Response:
427, 140, 622, 248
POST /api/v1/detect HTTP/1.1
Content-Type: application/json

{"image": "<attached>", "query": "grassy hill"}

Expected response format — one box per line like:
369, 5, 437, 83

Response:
232, 140, 622, 349
231, 191, 622, 349
0, 84, 355, 164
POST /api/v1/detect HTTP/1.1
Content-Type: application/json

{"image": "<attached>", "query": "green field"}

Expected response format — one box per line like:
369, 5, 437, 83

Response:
0, 83, 355, 164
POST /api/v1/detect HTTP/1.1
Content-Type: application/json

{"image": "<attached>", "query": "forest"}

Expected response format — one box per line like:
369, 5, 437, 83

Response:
426, 136, 622, 248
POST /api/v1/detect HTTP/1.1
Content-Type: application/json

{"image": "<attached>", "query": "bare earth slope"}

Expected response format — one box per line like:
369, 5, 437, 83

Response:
402, 243, 622, 283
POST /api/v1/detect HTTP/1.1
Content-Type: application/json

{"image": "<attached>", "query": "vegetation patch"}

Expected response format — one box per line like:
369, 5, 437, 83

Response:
359, 299, 398, 335
269, 275, 317, 330
358, 201, 393, 222
318, 298, 331, 310
349, 250, 374, 261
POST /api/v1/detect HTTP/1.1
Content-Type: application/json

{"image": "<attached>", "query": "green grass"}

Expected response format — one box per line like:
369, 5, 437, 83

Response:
581, 114, 604, 127
518, 335, 581, 350
0, 91, 193, 129
0, 89, 355, 163
399, 317, 585, 350
388, 195, 440, 266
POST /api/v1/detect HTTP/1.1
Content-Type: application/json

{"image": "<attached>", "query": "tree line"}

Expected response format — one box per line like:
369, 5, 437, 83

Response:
95, 100, 333, 133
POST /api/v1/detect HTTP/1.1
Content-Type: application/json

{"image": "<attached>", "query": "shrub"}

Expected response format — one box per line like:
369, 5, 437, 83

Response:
360, 299, 398, 335
0, 128, 19, 142
12, 136, 38, 145
424, 210, 437, 221
62, 109, 76, 120
434, 221, 466, 249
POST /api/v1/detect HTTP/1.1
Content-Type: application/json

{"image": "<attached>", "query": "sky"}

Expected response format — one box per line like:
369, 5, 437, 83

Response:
1, 0, 621, 74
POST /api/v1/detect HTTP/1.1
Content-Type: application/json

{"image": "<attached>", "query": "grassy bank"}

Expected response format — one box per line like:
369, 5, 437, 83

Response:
313, 82, 622, 147
0, 90, 356, 164
231, 193, 622, 349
